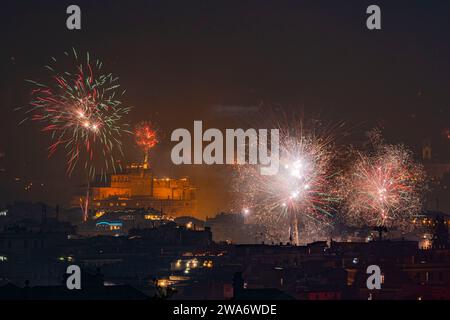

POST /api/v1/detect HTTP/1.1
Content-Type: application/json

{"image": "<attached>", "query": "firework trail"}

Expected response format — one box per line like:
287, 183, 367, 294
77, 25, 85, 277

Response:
339, 135, 426, 229
20, 48, 131, 178
235, 117, 342, 245
134, 121, 158, 167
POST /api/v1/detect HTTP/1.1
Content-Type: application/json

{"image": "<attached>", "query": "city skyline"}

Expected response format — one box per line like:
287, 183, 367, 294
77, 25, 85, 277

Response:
1, 1, 450, 307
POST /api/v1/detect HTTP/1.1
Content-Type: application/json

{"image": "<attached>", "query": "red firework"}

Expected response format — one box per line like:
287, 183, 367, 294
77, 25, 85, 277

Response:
340, 143, 426, 228
134, 121, 158, 156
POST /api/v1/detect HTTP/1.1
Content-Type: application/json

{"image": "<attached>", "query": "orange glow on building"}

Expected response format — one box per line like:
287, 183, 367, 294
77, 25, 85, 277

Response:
79, 165, 198, 217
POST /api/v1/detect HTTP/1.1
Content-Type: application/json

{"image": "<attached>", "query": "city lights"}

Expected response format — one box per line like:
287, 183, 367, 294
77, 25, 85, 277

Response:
3, 1, 450, 306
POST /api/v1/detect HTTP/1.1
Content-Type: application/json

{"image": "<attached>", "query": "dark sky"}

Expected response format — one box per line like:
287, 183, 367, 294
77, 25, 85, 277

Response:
1, 0, 450, 217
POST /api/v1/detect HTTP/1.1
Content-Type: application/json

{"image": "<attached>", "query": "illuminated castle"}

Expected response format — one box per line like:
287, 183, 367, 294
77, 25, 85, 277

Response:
85, 164, 198, 217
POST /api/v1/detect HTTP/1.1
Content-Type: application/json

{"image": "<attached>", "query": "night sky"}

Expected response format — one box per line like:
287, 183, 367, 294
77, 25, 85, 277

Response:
1, 0, 450, 217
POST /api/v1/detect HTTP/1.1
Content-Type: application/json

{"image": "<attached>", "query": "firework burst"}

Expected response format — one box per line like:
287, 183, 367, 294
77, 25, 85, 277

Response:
21, 48, 131, 178
339, 140, 426, 229
235, 118, 341, 244
134, 121, 158, 167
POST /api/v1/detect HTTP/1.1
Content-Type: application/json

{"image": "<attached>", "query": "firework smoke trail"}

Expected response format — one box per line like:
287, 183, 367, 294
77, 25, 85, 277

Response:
134, 121, 158, 167
339, 138, 426, 229
235, 118, 342, 245
20, 48, 131, 179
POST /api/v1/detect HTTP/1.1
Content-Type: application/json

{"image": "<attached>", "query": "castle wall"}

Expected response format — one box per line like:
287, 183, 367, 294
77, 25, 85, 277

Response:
83, 171, 199, 217
93, 187, 130, 199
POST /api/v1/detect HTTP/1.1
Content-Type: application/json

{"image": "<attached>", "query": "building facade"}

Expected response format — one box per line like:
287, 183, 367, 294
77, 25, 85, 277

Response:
75, 168, 198, 218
